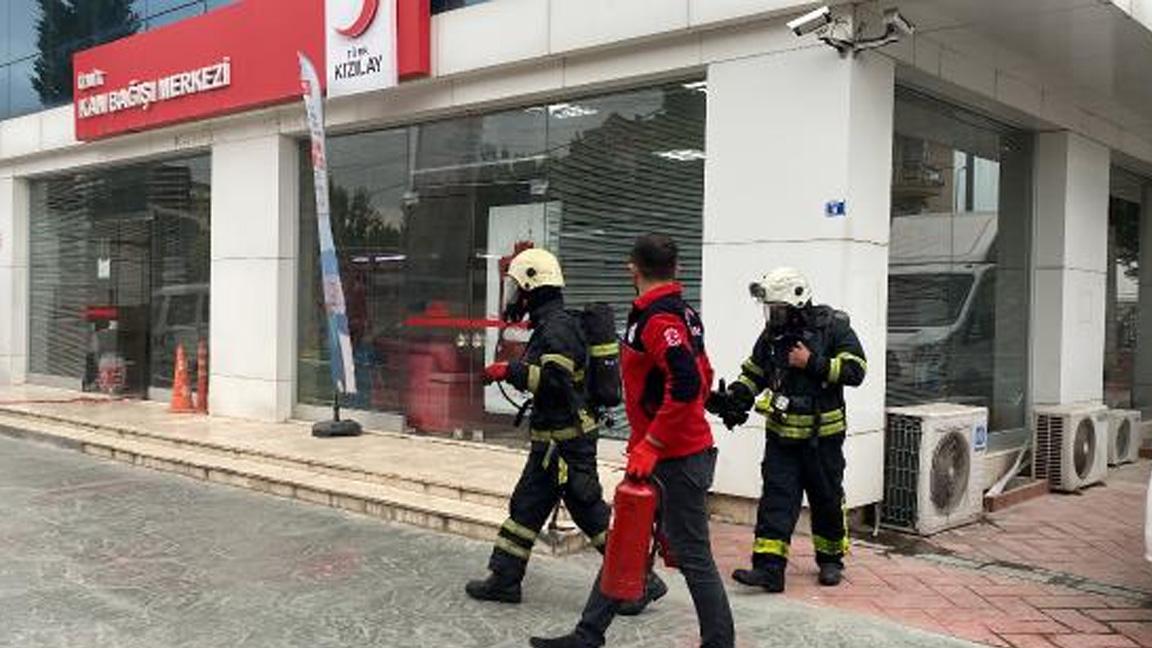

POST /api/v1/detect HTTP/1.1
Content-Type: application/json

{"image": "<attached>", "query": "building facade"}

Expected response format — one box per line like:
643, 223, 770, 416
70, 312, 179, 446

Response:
2, 0, 1152, 507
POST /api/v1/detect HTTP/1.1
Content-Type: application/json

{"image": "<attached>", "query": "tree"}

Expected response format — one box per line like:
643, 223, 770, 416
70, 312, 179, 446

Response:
33, 0, 140, 105
1112, 197, 1141, 280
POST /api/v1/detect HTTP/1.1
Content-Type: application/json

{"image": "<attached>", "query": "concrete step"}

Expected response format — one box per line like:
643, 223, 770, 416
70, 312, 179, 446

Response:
0, 404, 629, 514
0, 412, 590, 555
0, 407, 517, 509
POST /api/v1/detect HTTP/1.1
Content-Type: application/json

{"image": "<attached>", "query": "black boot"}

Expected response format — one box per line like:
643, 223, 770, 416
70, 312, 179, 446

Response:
818, 562, 843, 587
465, 571, 522, 603
528, 633, 591, 648
732, 565, 785, 593
617, 571, 669, 616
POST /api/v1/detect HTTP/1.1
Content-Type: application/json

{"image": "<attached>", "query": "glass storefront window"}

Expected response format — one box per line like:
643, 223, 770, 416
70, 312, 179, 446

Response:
29, 155, 210, 397
431, 0, 490, 13
1, 0, 238, 121
1106, 168, 1145, 411
888, 89, 1033, 437
298, 81, 707, 440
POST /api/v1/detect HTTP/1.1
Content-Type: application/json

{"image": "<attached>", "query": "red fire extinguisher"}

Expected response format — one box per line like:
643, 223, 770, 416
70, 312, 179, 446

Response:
600, 477, 659, 601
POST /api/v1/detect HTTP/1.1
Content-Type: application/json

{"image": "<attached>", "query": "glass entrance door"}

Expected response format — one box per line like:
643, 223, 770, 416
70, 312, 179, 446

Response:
29, 156, 211, 398
400, 189, 484, 435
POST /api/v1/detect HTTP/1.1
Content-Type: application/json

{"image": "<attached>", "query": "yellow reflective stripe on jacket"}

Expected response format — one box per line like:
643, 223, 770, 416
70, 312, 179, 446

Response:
812, 533, 849, 556
829, 352, 866, 383
530, 412, 597, 444
557, 457, 569, 486
766, 418, 847, 439
778, 409, 845, 426
741, 359, 765, 378
829, 356, 842, 384
753, 538, 790, 557
501, 518, 538, 543
527, 365, 541, 392
531, 427, 583, 442
589, 343, 619, 358
838, 352, 867, 371
541, 353, 576, 373
494, 536, 531, 560
737, 375, 760, 394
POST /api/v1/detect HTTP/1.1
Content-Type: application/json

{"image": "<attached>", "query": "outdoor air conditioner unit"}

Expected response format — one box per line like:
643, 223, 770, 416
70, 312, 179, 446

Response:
882, 403, 988, 535
1107, 409, 1142, 466
1033, 404, 1109, 493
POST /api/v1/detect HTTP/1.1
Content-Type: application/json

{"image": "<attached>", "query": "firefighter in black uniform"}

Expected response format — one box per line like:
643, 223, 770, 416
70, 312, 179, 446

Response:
466, 248, 665, 613
707, 267, 866, 592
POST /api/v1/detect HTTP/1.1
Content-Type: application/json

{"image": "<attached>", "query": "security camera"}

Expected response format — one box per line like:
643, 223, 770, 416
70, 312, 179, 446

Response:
884, 8, 915, 36
787, 6, 832, 37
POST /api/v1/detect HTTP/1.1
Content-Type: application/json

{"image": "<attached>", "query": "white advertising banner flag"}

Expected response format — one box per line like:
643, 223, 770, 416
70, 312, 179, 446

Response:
326, 0, 398, 98
299, 53, 358, 394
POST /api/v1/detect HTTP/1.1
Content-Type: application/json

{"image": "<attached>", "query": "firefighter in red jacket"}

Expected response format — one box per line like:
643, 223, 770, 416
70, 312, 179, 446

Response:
530, 234, 735, 648
708, 267, 867, 593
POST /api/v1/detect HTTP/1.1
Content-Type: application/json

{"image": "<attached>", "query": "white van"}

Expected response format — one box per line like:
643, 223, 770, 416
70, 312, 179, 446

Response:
150, 283, 210, 389
887, 212, 997, 407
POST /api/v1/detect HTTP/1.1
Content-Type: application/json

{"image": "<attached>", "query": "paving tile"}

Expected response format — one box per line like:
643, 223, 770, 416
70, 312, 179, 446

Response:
932, 584, 993, 609
987, 596, 1053, 621
1049, 635, 1139, 648
1027, 595, 1114, 610
1113, 622, 1152, 647
983, 618, 1072, 634
1043, 609, 1113, 634
974, 584, 1054, 597
1001, 635, 1063, 648
1088, 610, 1152, 623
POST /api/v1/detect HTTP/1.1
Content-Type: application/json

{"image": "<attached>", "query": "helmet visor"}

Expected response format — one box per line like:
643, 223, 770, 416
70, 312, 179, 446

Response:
764, 303, 792, 331
501, 276, 526, 322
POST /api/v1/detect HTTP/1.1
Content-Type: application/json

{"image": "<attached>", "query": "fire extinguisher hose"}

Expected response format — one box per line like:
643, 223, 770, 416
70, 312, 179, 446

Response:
648, 475, 667, 569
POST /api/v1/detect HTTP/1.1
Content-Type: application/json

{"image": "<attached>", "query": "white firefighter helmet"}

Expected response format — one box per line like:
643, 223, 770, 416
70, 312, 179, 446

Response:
507, 248, 565, 291
749, 267, 812, 307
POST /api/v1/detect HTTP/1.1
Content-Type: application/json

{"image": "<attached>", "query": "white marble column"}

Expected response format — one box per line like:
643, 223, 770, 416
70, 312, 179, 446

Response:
209, 134, 299, 421
0, 173, 29, 386
701, 47, 894, 507
1030, 132, 1110, 406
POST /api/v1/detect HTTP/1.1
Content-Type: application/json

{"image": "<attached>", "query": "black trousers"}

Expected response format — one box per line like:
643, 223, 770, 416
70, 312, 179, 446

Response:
573, 448, 735, 648
752, 433, 848, 569
489, 435, 610, 580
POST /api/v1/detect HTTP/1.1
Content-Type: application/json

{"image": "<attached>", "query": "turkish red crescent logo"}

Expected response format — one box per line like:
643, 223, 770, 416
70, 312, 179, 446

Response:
336, 0, 380, 38
664, 328, 683, 347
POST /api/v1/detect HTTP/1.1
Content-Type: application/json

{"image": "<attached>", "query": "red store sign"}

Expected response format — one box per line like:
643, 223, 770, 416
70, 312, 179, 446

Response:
73, 0, 430, 141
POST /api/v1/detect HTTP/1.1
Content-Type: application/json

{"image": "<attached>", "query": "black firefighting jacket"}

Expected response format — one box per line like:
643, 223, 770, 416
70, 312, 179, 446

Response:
505, 295, 594, 441
728, 305, 866, 440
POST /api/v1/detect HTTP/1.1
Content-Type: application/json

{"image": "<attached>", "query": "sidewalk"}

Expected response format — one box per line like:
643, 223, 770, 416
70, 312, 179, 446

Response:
0, 384, 623, 554
711, 462, 1152, 648
2, 384, 1151, 647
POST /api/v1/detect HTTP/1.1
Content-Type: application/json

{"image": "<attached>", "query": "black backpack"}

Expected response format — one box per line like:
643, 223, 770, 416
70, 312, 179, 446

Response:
578, 303, 623, 409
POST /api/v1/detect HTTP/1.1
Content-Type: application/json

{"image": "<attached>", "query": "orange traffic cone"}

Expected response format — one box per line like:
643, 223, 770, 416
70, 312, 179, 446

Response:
195, 339, 209, 414
170, 344, 195, 413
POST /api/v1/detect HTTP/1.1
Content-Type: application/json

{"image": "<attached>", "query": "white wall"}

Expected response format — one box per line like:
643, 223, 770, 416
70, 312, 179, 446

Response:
1031, 131, 1111, 405
701, 47, 894, 506
208, 134, 299, 421
0, 175, 29, 385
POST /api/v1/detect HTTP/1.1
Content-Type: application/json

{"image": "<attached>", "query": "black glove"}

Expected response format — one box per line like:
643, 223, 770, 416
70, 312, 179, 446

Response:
720, 408, 749, 431
706, 379, 750, 430
705, 379, 732, 416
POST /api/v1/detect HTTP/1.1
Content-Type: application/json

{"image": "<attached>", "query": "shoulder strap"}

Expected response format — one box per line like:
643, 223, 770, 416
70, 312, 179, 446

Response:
629, 296, 706, 355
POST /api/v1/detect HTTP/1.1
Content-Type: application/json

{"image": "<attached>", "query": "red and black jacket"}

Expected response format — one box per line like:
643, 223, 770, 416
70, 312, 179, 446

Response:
622, 282, 715, 459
